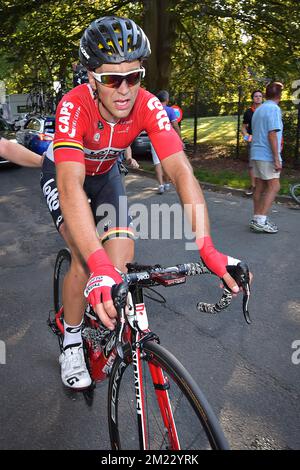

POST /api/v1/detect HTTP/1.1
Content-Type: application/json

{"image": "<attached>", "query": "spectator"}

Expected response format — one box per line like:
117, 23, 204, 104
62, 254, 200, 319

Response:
241, 90, 263, 195
151, 90, 181, 194
249, 82, 284, 234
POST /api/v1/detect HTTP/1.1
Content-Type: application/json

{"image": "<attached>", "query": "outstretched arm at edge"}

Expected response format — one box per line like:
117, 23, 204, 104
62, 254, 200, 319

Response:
0, 138, 43, 167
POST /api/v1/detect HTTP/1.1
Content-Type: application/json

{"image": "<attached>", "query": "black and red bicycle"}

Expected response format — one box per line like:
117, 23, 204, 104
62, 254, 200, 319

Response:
49, 248, 251, 450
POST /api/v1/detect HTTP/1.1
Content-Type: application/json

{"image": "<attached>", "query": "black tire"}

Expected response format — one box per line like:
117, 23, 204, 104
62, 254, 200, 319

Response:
108, 341, 229, 450
53, 248, 71, 314
290, 183, 300, 205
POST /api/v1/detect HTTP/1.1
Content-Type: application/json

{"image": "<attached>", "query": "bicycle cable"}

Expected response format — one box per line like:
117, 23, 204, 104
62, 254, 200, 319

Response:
144, 287, 167, 305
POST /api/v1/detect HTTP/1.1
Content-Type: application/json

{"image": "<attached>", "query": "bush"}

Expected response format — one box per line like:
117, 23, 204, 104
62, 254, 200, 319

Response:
282, 110, 298, 163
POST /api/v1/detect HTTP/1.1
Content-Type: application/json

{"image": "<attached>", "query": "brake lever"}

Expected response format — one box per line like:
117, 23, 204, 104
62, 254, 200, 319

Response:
226, 262, 251, 324
111, 282, 129, 358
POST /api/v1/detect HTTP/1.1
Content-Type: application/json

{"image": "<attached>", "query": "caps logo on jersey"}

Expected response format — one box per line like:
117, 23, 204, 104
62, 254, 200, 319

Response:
98, 121, 104, 130
147, 96, 171, 131
94, 133, 100, 142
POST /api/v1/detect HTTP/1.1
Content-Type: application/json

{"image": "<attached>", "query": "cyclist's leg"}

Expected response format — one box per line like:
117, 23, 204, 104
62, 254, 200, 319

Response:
41, 157, 92, 388
40, 157, 89, 325
59, 223, 89, 326
103, 238, 134, 273
88, 162, 135, 272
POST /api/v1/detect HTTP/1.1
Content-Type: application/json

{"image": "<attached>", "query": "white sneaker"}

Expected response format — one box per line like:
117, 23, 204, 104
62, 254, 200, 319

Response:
250, 219, 278, 234
249, 219, 265, 232
164, 183, 171, 191
59, 344, 92, 389
263, 220, 278, 233
266, 218, 278, 230
158, 185, 165, 194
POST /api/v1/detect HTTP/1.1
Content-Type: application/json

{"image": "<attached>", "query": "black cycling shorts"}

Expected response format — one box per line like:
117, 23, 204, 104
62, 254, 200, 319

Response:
40, 158, 133, 241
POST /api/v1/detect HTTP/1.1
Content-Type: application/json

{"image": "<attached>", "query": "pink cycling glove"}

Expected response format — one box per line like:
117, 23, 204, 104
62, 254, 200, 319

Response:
84, 248, 122, 308
196, 236, 240, 278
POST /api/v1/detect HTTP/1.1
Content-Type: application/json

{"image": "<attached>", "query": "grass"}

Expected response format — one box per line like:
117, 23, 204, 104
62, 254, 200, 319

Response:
181, 116, 238, 145
138, 162, 296, 196
138, 114, 297, 197
193, 168, 295, 196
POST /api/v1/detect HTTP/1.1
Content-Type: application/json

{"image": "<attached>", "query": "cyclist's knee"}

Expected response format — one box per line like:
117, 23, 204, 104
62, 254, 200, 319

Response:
103, 237, 134, 272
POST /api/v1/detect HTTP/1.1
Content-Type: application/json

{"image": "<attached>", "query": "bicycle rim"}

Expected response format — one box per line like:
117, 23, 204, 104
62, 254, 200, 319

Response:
290, 183, 300, 204
108, 341, 229, 450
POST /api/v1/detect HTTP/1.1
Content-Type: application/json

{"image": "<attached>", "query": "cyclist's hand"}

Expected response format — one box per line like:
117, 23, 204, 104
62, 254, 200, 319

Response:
196, 236, 240, 293
84, 249, 122, 330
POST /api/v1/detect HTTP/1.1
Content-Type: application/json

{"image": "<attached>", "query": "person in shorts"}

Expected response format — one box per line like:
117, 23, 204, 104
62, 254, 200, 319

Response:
249, 82, 283, 234
150, 90, 181, 194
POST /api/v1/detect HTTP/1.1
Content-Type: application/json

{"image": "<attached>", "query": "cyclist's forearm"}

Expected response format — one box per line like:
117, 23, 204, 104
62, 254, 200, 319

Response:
163, 153, 210, 238
0, 138, 42, 167
58, 182, 101, 260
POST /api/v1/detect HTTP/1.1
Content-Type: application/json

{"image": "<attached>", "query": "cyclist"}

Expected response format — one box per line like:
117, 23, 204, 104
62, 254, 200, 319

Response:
0, 137, 43, 167
41, 16, 241, 390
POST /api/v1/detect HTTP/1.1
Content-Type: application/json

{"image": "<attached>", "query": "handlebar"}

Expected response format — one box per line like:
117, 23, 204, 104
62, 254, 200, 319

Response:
112, 259, 251, 329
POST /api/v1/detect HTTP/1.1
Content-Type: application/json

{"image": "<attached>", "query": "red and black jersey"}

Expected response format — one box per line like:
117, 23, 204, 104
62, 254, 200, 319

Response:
52, 84, 183, 176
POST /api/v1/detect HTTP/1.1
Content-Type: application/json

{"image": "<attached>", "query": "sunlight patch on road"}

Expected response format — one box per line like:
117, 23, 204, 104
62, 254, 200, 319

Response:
287, 301, 300, 324
6, 321, 32, 346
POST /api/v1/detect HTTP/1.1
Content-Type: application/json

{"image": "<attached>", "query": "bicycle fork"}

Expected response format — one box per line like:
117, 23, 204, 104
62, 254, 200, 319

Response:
133, 333, 180, 450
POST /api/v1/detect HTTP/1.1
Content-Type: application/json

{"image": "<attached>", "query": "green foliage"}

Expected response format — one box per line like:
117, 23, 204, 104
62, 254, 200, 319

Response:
0, 0, 299, 100
282, 109, 299, 162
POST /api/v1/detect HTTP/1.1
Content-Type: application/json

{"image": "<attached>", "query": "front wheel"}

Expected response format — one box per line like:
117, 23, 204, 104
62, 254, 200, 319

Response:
53, 248, 71, 314
108, 341, 229, 450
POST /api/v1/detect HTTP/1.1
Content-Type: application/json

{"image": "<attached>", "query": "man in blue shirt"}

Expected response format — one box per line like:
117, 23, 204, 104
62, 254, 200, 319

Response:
249, 82, 283, 233
151, 90, 182, 194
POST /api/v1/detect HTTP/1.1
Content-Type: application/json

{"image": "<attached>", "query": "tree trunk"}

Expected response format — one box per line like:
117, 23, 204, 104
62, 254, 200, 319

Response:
142, 0, 177, 93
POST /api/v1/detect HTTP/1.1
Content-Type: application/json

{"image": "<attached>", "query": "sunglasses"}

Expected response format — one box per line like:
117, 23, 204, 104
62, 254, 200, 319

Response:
92, 67, 145, 88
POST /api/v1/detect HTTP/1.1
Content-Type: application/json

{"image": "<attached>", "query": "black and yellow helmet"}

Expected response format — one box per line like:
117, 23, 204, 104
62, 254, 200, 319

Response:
79, 16, 151, 70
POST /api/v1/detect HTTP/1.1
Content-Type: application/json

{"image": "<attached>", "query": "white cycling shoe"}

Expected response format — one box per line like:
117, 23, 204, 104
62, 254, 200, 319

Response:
59, 344, 92, 389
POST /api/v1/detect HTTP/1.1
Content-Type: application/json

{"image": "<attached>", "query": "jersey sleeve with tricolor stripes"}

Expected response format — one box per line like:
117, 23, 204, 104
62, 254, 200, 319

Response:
53, 90, 87, 166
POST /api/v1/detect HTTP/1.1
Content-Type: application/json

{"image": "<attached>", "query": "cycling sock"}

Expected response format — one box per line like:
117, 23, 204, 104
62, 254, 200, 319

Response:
63, 319, 83, 350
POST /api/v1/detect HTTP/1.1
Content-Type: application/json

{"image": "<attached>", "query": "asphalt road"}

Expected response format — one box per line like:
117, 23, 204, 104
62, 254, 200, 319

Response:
0, 165, 299, 450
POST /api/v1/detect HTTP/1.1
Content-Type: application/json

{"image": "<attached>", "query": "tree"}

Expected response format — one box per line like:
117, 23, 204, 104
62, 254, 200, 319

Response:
0, 0, 299, 101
